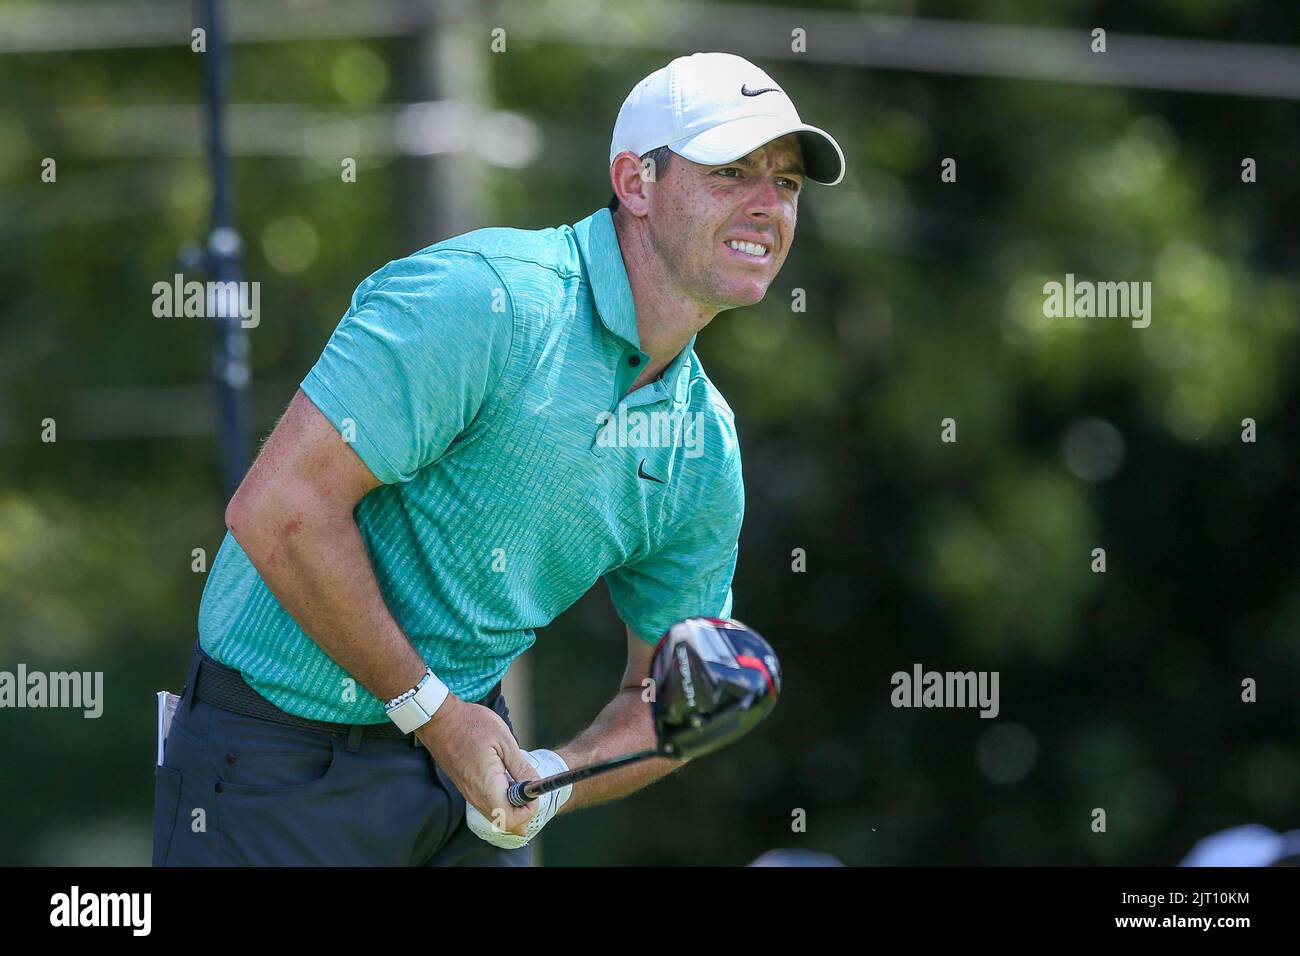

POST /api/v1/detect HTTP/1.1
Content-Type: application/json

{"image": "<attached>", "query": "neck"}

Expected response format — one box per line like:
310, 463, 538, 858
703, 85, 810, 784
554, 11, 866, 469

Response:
612, 209, 716, 385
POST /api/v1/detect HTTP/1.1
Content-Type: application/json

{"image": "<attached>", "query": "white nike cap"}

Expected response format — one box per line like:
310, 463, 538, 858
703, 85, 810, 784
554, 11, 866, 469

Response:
610, 52, 845, 186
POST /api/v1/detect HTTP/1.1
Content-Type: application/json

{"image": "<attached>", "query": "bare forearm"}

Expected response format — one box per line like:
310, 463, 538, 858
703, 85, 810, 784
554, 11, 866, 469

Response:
228, 507, 426, 703
553, 688, 684, 813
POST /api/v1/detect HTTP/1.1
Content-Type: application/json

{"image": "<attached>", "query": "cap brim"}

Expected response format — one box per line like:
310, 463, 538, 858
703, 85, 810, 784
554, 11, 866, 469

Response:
667, 115, 845, 186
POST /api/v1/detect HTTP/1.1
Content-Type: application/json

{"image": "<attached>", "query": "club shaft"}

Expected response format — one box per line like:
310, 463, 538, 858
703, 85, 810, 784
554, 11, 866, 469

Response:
507, 749, 661, 807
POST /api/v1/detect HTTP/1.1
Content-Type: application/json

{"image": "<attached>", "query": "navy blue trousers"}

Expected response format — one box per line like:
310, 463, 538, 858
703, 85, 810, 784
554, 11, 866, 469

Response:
152, 644, 531, 867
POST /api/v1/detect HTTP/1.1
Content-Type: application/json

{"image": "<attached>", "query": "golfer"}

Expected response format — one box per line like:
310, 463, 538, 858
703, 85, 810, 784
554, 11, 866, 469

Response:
152, 51, 844, 866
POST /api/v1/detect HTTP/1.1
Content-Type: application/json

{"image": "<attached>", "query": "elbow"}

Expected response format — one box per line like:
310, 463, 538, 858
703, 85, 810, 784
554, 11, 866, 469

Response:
224, 485, 254, 540
225, 482, 338, 569
224, 484, 279, 563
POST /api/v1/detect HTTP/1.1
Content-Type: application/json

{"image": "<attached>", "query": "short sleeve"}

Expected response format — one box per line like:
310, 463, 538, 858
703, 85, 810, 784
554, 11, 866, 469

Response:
604, 461, 744, 644
300, 250, 514, 484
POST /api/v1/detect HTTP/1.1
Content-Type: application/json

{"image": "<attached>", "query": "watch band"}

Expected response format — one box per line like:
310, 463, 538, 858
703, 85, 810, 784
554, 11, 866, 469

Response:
385, 667, 450, 734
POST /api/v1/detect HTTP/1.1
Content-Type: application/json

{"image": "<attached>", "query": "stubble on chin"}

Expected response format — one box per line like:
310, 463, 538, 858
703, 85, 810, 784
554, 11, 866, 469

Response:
711, 275, 770, 311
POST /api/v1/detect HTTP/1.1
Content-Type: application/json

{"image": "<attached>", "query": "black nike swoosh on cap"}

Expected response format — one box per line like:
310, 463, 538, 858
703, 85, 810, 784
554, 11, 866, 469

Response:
740, 84, 780, 97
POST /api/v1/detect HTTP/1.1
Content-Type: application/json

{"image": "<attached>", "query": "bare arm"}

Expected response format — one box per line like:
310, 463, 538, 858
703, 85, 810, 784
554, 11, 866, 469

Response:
225, 389, 425, 702
225, 388, 540, 832
552, 625, 687, 814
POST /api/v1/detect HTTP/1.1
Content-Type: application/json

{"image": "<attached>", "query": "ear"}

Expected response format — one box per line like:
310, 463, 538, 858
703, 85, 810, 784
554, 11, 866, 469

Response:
610, 150, 654, 217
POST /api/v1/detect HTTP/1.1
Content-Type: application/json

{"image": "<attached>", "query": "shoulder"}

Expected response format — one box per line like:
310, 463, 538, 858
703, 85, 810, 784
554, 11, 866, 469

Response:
415, 222, 580, 295
690, 354, 740, 451
421, 222, 573, 265
685, 353, 744, 496
350, 221, 577, 312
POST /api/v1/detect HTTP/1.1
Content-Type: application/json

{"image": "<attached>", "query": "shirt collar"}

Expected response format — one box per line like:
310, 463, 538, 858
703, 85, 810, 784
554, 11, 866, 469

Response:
573, 207, 640, 348
662, 332, 696, 396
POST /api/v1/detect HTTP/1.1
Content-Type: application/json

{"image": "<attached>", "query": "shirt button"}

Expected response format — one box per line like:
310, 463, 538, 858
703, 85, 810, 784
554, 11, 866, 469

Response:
627, 355, 641, 367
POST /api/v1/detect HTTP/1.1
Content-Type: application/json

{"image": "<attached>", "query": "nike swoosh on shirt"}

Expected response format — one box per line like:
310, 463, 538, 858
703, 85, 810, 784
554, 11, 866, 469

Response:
638, 459, 666, 484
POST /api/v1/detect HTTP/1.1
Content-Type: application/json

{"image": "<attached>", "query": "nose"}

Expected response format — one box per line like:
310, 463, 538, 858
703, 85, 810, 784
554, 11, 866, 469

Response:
745, 176, 787, 223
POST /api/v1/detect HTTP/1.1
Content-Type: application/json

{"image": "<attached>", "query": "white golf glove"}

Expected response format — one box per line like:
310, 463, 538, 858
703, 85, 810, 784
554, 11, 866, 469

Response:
465, 748, 573, 849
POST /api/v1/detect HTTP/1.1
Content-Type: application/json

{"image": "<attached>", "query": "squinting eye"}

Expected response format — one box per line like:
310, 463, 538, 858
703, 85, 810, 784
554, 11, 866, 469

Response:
716, 168, 742, 178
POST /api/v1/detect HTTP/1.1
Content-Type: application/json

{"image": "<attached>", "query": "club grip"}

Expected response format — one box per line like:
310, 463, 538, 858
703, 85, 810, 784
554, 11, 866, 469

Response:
506, 779, 536, 807
505, 749, 659, 808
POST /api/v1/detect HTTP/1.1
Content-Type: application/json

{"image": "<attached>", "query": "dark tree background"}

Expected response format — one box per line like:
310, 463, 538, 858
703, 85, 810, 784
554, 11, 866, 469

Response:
0, 0, 1296, 865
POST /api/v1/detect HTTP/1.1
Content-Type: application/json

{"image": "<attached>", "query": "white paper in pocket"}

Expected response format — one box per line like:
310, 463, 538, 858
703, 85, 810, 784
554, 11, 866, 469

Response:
156, 690, 180, 767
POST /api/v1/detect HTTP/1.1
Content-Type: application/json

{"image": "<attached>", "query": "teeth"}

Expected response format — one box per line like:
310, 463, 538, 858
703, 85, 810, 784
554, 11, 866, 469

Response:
727, 240, 768, 256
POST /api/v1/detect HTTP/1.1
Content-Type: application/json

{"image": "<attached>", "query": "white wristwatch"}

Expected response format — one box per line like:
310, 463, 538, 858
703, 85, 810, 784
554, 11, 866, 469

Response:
384, 667, 450, 734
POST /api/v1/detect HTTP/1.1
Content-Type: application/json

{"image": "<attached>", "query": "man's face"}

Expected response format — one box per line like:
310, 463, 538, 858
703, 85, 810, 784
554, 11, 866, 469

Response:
644, 134, 804, 310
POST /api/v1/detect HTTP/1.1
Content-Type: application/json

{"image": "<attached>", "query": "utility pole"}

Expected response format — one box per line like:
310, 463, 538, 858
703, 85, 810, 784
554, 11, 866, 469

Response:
197, 0, 250, 501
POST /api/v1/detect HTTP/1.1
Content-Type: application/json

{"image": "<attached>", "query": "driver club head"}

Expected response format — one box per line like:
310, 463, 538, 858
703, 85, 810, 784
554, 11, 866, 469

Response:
649, 617, 781, 760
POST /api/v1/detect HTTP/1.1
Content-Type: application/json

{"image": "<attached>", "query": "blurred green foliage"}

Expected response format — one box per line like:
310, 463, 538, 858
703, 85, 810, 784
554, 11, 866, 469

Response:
0, 0, 1296, 865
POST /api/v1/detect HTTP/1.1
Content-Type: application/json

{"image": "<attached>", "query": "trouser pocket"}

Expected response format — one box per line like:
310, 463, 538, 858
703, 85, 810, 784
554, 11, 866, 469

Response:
151, 765, 183, 867
155, 701, 220, 865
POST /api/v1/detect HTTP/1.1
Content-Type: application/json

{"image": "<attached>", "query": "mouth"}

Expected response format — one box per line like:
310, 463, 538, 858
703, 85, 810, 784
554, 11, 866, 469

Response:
722, 238, 772, 264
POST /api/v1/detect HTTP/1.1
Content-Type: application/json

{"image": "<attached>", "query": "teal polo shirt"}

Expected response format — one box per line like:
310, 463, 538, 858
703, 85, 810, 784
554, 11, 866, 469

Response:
197, 207, 745, 723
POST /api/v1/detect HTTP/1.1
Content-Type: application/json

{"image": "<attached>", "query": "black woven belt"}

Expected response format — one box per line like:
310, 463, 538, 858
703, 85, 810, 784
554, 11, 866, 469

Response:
192, 651, 501, 740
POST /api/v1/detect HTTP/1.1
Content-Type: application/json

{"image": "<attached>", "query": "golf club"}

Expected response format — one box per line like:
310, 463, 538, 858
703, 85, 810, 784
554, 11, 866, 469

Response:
506, 616, 781, 807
